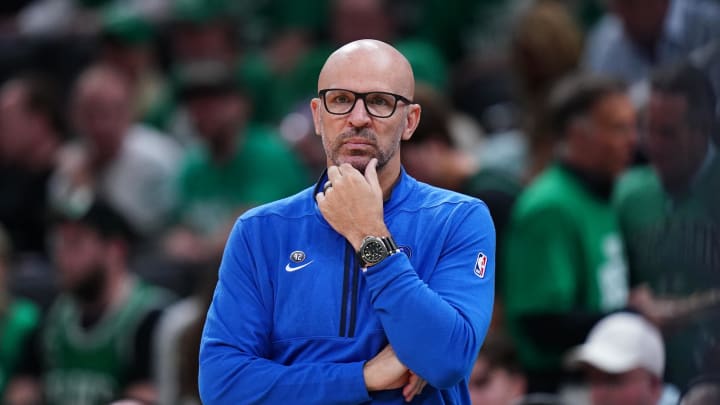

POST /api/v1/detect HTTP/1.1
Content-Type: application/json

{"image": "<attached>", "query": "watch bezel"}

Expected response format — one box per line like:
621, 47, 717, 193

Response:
360, 236, 388, 266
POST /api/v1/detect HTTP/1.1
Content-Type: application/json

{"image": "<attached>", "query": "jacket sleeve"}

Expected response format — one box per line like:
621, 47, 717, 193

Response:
198, 220, 370, 405
362, 201, 495, 389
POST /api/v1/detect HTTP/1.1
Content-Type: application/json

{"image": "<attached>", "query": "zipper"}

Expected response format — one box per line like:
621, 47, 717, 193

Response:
338, 244, 360, 337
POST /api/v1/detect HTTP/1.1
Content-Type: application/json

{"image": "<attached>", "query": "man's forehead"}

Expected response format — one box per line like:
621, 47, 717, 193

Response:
318, 40, 414, 95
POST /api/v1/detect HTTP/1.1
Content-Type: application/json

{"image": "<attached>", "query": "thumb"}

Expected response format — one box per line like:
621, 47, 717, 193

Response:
365, 158, 381, 193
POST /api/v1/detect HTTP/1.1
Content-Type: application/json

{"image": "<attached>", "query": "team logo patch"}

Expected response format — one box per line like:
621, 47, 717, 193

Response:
399, 245, 412, 259
474, 252, 488, 278
290, 250, 306, 263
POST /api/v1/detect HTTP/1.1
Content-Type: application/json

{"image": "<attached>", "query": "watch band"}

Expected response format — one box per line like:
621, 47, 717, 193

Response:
381, 235, 400, 254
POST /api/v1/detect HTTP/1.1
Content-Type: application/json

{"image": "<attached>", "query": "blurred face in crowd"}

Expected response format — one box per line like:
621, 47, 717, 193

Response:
0, 81, 56, 166
185, 91, 249, 143
51, 222, 110, 303
311, 40, 421, 173
610, 0, 669, 48
587, 367, 662, 405
0, 82, 33, 159
468, 355, 526, 405
72, 68, 134, 163
571, 92, 637, 179
0, 80, 60, 170
644, 91, 707, 193
331, 0, 394, 44
171, 23, 236, 65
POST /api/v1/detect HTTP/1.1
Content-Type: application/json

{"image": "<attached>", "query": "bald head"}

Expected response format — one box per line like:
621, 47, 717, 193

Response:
318, 39, 415, 99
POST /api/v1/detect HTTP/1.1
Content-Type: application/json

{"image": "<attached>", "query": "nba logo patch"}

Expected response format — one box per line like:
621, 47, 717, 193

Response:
474, 252, 488, 278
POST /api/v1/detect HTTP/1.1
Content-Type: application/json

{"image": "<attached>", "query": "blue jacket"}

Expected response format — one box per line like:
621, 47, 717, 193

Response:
199, 168, 495, 404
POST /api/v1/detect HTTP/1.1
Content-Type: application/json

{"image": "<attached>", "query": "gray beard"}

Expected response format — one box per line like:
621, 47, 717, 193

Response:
327, 127, 400, 172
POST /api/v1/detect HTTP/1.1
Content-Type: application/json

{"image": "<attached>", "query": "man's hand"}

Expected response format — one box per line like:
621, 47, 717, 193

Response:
363, 345, 427, 402
403, 371, 427, 402
630, 284, 720, 331
316, 159, 388, 250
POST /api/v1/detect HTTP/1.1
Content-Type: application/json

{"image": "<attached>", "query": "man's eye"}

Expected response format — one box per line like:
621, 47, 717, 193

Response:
368, 96, 390, 106
332, 95, 352, 104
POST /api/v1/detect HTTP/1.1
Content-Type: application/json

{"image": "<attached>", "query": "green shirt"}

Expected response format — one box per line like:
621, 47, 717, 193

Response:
0, 298, 40, 396
41, 279, 172, 405
614, 156, 720, 388
503, 164, 628, 372
176, 125, 309, 234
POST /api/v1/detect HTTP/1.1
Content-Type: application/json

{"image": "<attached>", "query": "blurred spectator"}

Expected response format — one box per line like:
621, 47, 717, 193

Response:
509, 0, 584, 181
0, 73, 65, 258
4, 199, 174, 405
0, 225, 40, 401
469, 331, 527, 405
401, 85, 478, 192
163, 61, 309, 265
278, 102, 328, 177
503, 73, 638, 394
49, 63, 182, 241
689, 40, 720, 126
16, 0, 170, 37
154, 261, 217, 405
166, 0, 237, 66
97, 7, 171, 128
584, 0, 720, 87
680, 376, 720, 405
566, 311, 680, 405
615, 62, 720, 388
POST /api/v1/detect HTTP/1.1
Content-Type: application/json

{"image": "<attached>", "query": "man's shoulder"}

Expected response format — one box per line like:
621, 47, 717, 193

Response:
514, 166, 582, 211
238, 186, 316, 221
408, 176, 487, 209
613, 166, 663, 206
510, 166, 613, 232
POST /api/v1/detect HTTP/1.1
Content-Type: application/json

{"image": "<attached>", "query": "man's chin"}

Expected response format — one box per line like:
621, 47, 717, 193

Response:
336, 156, 371, 172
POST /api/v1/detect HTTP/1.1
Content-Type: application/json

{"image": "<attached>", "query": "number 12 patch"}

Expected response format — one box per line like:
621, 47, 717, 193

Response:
474, 252, 488, 278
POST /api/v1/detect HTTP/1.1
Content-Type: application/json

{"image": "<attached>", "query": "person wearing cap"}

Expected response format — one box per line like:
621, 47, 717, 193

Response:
567, 311, 679, 405
4, 199, 175, 405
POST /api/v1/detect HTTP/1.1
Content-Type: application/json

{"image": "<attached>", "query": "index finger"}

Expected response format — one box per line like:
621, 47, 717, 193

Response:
364, 158, 381, 191
327, 165, 342, 182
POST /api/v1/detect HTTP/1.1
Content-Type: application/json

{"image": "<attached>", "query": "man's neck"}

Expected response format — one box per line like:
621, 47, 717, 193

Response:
376, 162, 402, 201
78, 271, 132, 328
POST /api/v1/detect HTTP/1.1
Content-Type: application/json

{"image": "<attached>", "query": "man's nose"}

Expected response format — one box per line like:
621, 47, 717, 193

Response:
348, 98, 371, 127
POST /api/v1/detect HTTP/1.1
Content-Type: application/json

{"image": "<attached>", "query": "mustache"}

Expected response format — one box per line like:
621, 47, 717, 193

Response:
338, 128, 377, 144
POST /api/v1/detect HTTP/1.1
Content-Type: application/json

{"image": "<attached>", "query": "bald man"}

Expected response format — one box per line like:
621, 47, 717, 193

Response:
199, 40, 496, 404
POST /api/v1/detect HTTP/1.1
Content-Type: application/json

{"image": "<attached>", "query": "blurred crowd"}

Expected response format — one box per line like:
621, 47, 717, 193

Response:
0, 0, 718, 404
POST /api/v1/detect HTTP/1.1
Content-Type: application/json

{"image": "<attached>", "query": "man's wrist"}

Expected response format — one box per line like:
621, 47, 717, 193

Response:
349, 225, 390, 252
357, 234, 399, 268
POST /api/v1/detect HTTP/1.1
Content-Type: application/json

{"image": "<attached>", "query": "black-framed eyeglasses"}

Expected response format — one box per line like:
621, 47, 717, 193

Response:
318, 88, 413, 118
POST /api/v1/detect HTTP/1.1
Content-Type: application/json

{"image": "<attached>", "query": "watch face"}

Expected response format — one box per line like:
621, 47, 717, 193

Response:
361, 239, 387, 264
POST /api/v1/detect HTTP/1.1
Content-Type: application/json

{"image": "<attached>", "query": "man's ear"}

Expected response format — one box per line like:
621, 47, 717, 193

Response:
310, 98, 322, 137
402, 104, 422, 141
